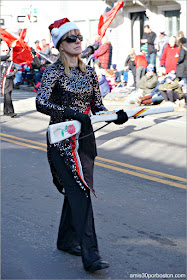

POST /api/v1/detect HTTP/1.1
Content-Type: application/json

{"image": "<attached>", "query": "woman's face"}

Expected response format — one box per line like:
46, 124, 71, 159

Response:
59, 29, 82, 56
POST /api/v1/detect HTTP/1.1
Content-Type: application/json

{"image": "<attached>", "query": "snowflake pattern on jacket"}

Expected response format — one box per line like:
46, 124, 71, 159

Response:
36, 61, 107, 196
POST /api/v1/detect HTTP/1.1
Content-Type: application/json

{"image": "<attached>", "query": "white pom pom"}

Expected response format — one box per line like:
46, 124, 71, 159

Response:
51, 28, 59, 37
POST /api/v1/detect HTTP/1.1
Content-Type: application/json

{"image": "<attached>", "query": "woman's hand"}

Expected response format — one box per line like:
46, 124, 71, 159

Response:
114, 110, 128, 125
63, 108, 92, 134
73, 112, 92, 134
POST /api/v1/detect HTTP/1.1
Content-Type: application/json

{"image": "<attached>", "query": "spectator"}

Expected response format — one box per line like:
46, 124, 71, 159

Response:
183, 93, 187, 108
110, 64, 121, 83
138, 64, 158, 97
124, 48, 136, 87
141, 43, 150, 64
138, 67, 167, 105
155, 31, 169, 65
98, 74, 111, 98
94, 61, 104, 77
141, 25, 157, 69
39, 39, 51, 56
14, 63, 23, 88
160, 36, 180, 73
178, 37, 187, 49
134, 46, 148, 88
94, 61, 110, 97
34, 40, 41, 56
91, 35, 102, 66
176, 40, 187, 84
95, 37, 112, 69
105, 69, 116, 91
177, 30, 187, 46
158, 72, 183, 104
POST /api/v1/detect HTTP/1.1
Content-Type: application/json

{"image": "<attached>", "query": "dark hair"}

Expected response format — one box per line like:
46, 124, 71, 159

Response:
144, 25, 150, 29
179, 37, 187, 45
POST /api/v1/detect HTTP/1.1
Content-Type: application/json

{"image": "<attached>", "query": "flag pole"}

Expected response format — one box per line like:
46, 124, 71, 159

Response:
34, 50, 55, 64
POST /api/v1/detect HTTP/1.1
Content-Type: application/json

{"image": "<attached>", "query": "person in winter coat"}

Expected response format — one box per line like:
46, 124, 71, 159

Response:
135, 46, 149, 88
98, 74, 111, 97
36, 18, 128, 273
160, 36, 180, 73
34, 40, 42, 57
141, 25, 157, 68
176, 41, 187, 83
124, 48, 136, 87
39, 39, 51, 56
154, 31, 169, 65
158, 72, 183, 103
0, 42, 17, 117
105, 69, 116, 91
138, 67, 167, 105
95, 38, 112, 69
138, 64, 158, 96
94, 61, 111, 97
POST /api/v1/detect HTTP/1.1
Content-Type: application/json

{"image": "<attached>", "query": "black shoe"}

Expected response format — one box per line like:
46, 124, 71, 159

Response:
4, 112, 17, 117
14, 84, 20, 89
57, 245, 81, 256
10, 113, 17, 118
85, 259, 109, 272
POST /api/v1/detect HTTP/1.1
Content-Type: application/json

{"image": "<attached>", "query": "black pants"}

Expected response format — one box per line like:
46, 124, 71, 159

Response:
4, 91, 15, 114
49, 147, 100, 269
160, 90, 180, 102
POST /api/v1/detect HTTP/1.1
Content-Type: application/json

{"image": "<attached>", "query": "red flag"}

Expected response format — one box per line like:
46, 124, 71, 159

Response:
19, 28, 27, 41
98, 0, 124, 42
1, 28, 33, 65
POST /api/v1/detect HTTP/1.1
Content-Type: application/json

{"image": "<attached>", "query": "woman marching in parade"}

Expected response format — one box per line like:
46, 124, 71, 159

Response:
36, 18, 128, 272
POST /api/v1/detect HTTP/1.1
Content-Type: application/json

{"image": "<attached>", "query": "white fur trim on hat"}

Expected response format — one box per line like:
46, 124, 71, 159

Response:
51, 22, 80, 48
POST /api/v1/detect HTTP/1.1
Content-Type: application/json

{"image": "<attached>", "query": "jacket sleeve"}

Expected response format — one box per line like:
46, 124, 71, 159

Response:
158, 79, 179, 91
165, 79, 180, 90
138, 76, 147, 89
6, 63, 18, 78
145, 75, 158, 89
160, 46, 167, 66
36, 65, 65, 121
125, 55, 130, 66
158, 83, 166, 91
177, 47, 185, 65
95, 44, 108, 58
90, 69, 108, 113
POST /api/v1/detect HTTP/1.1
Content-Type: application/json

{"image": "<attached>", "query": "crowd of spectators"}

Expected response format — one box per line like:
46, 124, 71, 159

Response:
9, 28, 187, 110
92, 28, 187, 109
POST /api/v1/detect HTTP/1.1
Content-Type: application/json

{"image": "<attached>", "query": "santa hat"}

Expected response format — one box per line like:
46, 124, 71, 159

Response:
49, 18, 80, 49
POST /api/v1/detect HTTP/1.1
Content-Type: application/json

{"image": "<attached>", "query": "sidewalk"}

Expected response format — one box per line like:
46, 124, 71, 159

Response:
14, 84, 35, 92
12, 84, 187, 117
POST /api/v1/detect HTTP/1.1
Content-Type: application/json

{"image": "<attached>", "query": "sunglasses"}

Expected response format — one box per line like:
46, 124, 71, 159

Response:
62, 35, 83, 43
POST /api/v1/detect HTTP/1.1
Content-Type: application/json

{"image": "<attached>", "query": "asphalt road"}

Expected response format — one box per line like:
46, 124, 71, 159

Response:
1, 89, 186, 279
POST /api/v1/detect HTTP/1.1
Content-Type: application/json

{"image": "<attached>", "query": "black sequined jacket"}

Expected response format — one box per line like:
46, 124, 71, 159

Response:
36, 61, 107, 196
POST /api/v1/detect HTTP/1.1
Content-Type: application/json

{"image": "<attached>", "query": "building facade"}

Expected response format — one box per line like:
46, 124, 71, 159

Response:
0, 0, 186, 69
